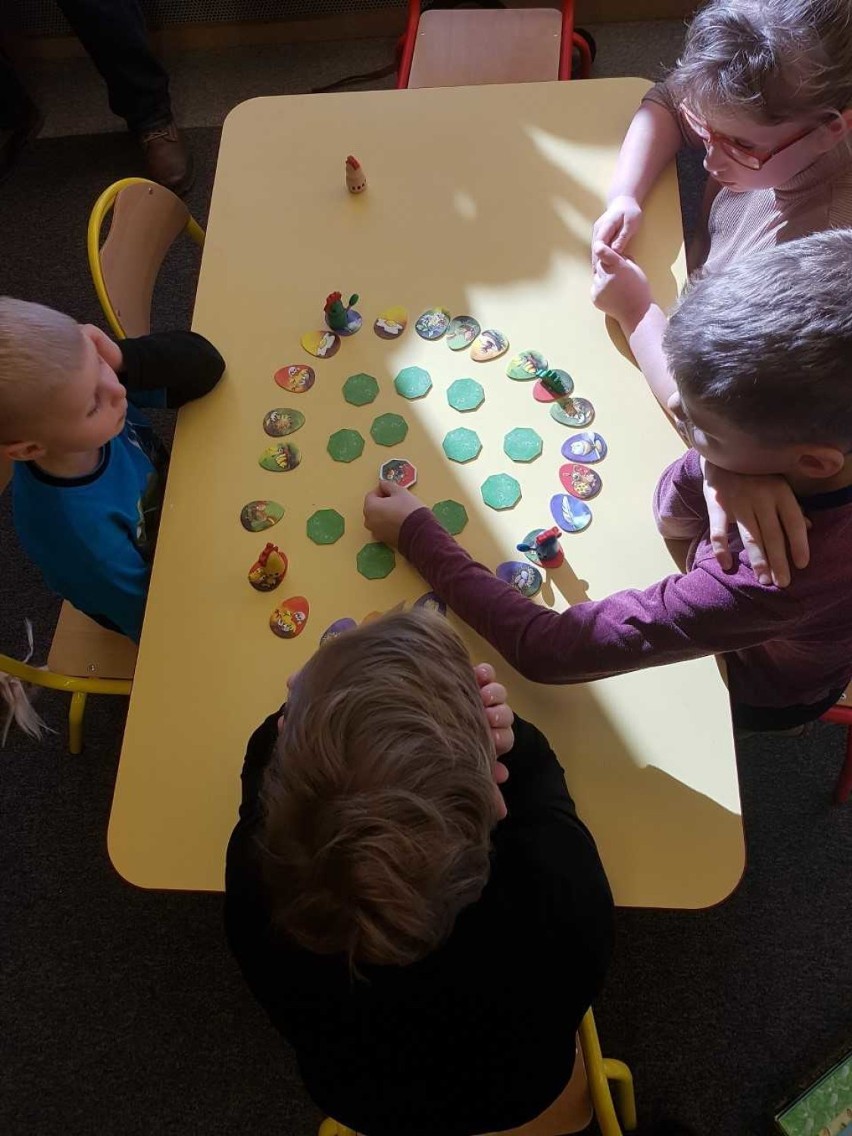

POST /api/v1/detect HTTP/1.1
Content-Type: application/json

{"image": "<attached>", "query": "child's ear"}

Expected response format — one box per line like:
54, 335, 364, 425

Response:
819, 110, 852, 150
795, 445, 845, 479
1, 440, 46, 462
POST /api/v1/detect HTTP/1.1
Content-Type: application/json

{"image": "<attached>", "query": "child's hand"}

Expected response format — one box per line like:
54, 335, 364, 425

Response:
591, 195, 643, 259
474, 662, 515, 757
590, 242, 652, 331
80, 323, 123, 373
363, 480, 426, 548
701, 460, 811, 588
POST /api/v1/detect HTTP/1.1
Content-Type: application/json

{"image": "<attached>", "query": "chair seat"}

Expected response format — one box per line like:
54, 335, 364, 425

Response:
47, 601, 137, 681
407, 8, 563, 89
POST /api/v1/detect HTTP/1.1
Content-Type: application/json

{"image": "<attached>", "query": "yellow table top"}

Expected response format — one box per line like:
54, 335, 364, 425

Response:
110, 79, 744, 907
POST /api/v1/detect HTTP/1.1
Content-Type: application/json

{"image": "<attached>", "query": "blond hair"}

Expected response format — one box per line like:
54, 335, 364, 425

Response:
0, 297, 83, 443
665, 229, 852, 447
668, 0, 852, 124
259, 610, 497, 968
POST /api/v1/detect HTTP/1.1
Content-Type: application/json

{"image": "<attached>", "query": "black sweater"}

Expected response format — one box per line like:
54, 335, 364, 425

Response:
225, 714, 614, 1136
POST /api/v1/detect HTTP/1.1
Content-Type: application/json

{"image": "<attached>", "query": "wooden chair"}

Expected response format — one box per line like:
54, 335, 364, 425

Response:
821, 681, 852, 804
87, 176, 204, 339
318, 1007, 636, 1136
398, 1, 594, 89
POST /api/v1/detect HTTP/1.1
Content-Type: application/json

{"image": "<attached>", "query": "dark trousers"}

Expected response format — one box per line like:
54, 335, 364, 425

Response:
1, 0, 171, 133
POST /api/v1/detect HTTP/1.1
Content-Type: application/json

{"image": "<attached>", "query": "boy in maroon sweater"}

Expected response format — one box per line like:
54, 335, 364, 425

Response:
364, 231, 852, 731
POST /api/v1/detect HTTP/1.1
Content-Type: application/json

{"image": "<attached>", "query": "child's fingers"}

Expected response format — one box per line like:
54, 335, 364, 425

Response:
592, 240, 621, 270
776, 496, 811, 571
486, 703, 514, 731
480, 681, 508, 709
736, 517, 777, 588
474, 662, 496, 687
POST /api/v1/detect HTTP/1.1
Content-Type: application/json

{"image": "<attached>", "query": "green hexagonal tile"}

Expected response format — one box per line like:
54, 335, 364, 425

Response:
357, 542, 396, 579
343, 372, 379, 406
371, 413, 409, 446
307, 509, 345, 545
447, 378, 485, 412
432, 499, 469, 535
442, 427, 482, 463
481, 474, 522, 511
327, 428, 365, 463
503, 427, 543, 463
394, 366, 432, 400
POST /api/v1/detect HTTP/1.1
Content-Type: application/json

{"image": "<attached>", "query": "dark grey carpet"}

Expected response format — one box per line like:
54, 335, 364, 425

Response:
1, 128, 850, 1136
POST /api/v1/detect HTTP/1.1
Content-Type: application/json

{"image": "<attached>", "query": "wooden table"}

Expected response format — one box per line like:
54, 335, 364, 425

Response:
110, 79, 745, 907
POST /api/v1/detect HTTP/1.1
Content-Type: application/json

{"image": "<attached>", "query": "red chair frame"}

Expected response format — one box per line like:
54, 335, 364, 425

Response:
821, 703, 852, 804
396, 0, 591, 88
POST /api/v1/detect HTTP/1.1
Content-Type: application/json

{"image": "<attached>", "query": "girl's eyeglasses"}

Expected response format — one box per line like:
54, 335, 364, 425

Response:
679, 103, 824, 171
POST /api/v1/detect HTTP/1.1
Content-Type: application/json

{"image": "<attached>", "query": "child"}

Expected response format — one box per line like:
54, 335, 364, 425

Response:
0, 298, 224, 642
592, 0, 852, 587
225, 611, 614, 1136
365, 232, 852, 732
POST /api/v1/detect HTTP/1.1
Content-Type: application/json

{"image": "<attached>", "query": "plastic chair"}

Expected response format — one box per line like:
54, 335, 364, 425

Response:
87, 176, 204, 339
318, 1006, 636, 1136
0, 603, 136, 755
821, 682, 852, 804
398, 1, 594, 89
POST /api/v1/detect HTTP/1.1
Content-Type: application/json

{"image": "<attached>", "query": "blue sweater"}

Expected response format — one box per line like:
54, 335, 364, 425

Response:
12, 331, 224, 642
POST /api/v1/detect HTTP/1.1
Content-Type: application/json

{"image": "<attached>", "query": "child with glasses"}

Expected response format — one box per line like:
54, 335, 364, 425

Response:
590, 0, 852, 589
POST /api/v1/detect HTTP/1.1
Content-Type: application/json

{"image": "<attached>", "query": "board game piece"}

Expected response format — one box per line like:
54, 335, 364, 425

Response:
561, 432, 607, 463
446, 378, 484, 412
503, 427, 543, 463
550, 396, 595, 427
345, 154, 366, 194
506, 350, 548, 381
496, 561, 543, 598
357, 542, 396, 580
263, 407, 305, 437
373, 306, 408, 339
301, 330, 340, 359
327, 429, 365, 463
432, 499, 468, 535
442, 427, 481, 463
270, 596, 310, 639
370, 413, 408, 446
559, 462, 602, 500
324, 292, 362, 336
517, 526, 563, 569
379, 458, 417, 489
413, 591, 447, 615
533, 370, 575, 402
394, 366, 432, 400
275, 364, 315, 393
470, 329, 509, 361
259, 442, 301, 472
307, 509, 345, 545
481, 474, 521, 510
415, 307, 452, 340
248, 542, 288, 591
342, 372, 379, 406
550, 493, 593, 533
321, 617, 357, 646
446, 316, 481, 350
240, 500, 284, 533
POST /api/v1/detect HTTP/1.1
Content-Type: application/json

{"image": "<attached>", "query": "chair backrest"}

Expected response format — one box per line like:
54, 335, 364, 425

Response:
87, 177, 204, 339
47, 601, 137, 681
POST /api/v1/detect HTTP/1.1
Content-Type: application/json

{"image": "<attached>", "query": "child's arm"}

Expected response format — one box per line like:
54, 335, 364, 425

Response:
363, 482, 791, 686
592, 99, 684, 256
591, 243, 677, 414
117, 330, 225, 408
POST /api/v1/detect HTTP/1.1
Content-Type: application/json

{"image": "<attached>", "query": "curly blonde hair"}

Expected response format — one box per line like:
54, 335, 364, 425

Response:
259, 610, 498, 968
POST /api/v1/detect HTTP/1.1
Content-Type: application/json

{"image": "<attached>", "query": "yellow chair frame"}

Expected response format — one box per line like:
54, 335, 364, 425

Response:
0, 650, 131, 755
318, 1007, 636, 1136
87, 176, 204, 339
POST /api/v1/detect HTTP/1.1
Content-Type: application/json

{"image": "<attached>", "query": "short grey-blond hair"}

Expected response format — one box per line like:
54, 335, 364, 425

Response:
665, 229, 852, 448
258, 609, 497, 969
668, 0, 852, 123
0, 297, 83, 442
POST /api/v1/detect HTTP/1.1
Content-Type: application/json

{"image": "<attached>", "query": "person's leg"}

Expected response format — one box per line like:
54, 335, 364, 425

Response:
0, 46, 43, 181
54, 0, 192, 192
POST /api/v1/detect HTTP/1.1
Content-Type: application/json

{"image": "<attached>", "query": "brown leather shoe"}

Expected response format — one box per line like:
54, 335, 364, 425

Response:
138, 121, 194, 196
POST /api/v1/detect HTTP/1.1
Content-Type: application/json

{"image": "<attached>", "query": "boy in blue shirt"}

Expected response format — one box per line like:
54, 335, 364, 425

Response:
0, 298, 224, 642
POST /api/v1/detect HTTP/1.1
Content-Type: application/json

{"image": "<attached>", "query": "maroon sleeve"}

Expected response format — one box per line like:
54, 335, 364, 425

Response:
653, 449, 707, 540
398, 508, 797, 685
